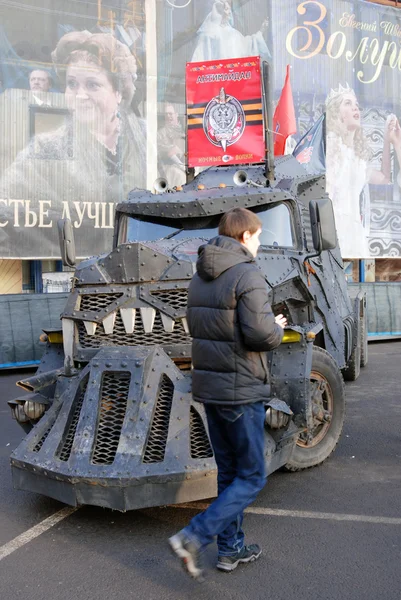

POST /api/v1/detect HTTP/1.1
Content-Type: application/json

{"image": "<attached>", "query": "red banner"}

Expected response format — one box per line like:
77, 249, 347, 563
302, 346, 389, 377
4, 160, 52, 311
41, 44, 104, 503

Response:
186, 57, 265, 168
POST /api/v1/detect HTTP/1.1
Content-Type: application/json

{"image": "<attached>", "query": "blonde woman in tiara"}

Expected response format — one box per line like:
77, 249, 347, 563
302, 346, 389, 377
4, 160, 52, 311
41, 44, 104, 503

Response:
325, 84, 401, 258
191, 1, 271, 63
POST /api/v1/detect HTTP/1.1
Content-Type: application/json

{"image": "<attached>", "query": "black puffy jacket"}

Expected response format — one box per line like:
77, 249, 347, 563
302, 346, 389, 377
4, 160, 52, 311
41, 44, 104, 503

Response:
187, 235, 283, 405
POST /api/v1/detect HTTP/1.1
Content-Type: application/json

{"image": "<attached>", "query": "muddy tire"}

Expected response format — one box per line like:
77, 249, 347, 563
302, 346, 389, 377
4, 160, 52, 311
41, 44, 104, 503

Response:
342, 318, 361, 381
360, 311, 368, 368
285, 347, 345, 472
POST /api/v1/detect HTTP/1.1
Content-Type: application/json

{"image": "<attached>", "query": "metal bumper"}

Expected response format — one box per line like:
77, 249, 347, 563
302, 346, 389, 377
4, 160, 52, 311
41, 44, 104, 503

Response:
10, 461, 217, 512
10, 346, 297, 511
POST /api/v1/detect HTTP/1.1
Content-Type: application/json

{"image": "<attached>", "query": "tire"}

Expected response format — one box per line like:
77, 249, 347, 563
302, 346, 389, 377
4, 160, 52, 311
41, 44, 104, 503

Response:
285, 347, 345, 471
360, 311, 368, 368
342, 317, 361, 381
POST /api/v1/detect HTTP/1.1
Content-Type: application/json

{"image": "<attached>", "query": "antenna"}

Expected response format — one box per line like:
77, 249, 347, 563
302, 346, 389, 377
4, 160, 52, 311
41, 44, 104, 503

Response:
262, 60, 275, 186
185, 65, 195, 185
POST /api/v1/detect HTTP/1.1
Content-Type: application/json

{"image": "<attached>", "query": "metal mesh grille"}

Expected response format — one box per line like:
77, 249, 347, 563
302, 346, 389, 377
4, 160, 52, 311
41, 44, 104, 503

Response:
57, 378, 88, 462
32, 424, 53, 453
79, 293, 123, 313
190, 406, 213, 459
32, 407, 60, 453
143, 375, 174, 464
301, 204, 314, 252
91, 372, 131, 466
77, 309, 190, 348
150, 289, 188, 311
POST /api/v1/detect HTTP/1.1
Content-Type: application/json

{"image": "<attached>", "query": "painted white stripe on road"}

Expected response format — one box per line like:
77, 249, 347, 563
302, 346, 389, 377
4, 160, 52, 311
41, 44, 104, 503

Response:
176, 503, 401, 526
1, 501, 398, 563
0, 506, 78, 561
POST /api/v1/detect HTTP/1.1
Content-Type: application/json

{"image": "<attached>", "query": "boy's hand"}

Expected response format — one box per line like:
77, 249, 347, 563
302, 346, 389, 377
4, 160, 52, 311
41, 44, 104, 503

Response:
275, 314, 287, 329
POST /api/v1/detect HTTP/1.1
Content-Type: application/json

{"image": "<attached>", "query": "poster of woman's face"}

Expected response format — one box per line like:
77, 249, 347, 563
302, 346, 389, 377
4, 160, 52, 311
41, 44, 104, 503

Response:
0, 1, 148, 259
64, 62, 122, 126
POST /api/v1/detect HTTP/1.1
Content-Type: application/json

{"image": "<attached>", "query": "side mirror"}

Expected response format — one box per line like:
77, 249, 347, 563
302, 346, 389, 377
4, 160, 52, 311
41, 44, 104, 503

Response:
309, 198, 337, 253
57, 218, 76, 267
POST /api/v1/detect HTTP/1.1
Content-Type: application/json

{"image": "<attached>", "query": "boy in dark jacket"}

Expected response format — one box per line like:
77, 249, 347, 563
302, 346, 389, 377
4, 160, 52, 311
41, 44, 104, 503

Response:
169, 207, 287, 580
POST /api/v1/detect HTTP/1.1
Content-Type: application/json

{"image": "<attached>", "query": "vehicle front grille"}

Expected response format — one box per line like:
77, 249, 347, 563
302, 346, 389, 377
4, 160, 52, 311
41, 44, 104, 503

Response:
143, 375, 174, 464
78, 289, 188, 315
57, 377, 89, 462
150, 289, 188, 311
91, 372, 131, 466
33, 423, 54, 453
77, 310, 190, 348
190, 406, 213, 459
32, 406, 61, 453
79, 293, 123, 313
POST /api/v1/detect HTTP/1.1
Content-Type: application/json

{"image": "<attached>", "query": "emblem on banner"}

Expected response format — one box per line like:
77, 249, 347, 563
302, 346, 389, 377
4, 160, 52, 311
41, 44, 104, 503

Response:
203, 87, 245, 152
296, 146, 313, 164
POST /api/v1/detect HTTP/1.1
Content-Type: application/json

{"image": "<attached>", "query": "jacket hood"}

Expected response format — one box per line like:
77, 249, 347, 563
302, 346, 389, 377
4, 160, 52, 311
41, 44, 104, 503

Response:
196, 235, 254, 281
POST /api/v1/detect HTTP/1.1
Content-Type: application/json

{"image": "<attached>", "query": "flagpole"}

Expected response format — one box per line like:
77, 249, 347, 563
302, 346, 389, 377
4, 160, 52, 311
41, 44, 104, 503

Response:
262, 60, 275, 185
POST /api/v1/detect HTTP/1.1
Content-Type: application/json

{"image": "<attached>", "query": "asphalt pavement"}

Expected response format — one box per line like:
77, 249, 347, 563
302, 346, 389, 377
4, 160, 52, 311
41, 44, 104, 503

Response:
0, 341, 400, 600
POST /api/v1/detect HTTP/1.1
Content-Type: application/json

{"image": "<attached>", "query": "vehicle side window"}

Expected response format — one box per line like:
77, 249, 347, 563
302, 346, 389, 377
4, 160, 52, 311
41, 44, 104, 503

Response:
126, 218, 173, 242
258, 204, 294, 248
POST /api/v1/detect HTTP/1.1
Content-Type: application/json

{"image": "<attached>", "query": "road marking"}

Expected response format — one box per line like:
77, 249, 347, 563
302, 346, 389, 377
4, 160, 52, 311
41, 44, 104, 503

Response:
176, 503, 401, 526
0, 506, 78, 561
1, 500, 398, 563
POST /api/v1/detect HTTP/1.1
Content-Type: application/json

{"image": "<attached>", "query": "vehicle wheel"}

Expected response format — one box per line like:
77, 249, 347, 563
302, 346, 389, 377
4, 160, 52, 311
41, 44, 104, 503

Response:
285, 347, 345, 471
342, 318, 361, 381
360, 311, 368, 368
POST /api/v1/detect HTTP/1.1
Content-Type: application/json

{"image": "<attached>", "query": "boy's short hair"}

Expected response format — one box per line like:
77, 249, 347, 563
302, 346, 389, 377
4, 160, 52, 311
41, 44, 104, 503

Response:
218, 207, 262, 242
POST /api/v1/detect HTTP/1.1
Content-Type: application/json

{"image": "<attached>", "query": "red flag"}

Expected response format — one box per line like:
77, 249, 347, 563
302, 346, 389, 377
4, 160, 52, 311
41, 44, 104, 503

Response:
273, 65, 296, 156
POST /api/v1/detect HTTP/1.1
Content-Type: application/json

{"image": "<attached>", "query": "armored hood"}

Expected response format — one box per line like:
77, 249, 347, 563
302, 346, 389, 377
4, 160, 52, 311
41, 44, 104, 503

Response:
196, 235, 254, 281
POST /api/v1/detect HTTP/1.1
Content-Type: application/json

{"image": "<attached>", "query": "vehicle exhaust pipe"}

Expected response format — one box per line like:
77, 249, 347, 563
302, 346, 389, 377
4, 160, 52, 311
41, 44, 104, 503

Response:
17, 368, 64, 393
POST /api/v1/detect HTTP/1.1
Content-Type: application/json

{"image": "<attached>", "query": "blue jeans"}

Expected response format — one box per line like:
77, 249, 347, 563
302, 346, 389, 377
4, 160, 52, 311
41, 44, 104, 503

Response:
184, 402, 267, 556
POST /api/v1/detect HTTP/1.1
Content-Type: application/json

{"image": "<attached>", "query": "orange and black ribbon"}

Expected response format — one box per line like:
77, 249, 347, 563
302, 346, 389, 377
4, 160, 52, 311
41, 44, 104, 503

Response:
187, 97, 263, 130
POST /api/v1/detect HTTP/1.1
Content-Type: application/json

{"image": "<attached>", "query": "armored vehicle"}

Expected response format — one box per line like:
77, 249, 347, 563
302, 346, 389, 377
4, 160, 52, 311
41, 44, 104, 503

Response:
8, 155, 367, 511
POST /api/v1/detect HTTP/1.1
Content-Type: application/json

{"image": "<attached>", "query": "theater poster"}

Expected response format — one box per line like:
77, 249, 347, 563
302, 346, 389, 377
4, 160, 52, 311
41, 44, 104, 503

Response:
275, 0, 401, 259
155, 0, 401, 259
2, 0, 401, 260
0, 0, 151, 259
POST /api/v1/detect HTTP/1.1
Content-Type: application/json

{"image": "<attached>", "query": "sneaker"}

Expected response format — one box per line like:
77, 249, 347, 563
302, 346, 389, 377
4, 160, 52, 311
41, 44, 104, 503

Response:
168, 530, 204, 582
216, 544, 262, 572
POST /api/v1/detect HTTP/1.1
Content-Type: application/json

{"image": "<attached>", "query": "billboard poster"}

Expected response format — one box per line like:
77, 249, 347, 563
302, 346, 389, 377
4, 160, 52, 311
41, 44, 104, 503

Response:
155, 0, 401, 259
275, 0, 401, 258
155, 1, 272, 188
2, 0, 401, 261
0, 0, 150, 259
186, 57, 264, 167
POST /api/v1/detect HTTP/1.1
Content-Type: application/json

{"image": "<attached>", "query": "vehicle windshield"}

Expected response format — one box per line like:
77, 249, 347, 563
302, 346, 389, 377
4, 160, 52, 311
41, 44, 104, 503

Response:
118, 203, 294, 248
122, 218, 219, 243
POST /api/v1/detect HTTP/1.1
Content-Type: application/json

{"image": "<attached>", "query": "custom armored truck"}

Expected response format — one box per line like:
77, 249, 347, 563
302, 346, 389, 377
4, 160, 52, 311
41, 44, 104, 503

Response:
8, 155, 367, 511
